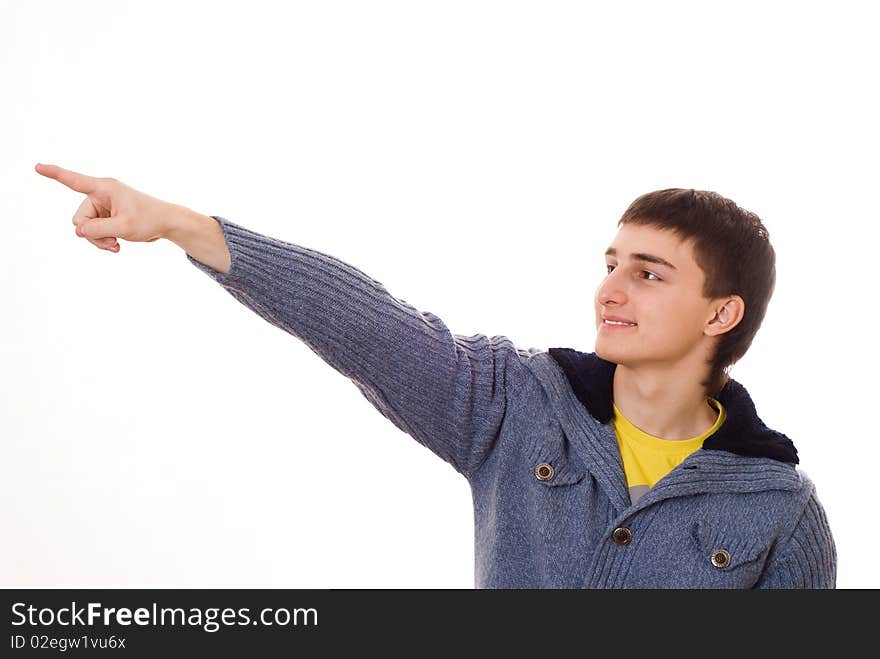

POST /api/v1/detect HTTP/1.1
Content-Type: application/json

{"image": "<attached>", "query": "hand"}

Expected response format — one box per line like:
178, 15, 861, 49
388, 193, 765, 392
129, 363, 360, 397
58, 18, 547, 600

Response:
35, 163, 178, 253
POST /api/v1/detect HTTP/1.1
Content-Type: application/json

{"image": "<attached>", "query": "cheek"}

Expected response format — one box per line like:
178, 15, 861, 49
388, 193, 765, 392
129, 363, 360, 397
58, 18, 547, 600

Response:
653, 301, 706, 337
642, 296, 698, 328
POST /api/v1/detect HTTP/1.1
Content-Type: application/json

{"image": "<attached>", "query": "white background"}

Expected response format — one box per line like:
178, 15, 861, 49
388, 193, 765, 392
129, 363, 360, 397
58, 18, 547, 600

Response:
2, 0, 877, 588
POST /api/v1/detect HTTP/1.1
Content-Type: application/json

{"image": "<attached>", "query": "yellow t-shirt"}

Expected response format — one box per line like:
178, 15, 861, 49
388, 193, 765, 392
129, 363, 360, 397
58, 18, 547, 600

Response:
613, 397, 727, 504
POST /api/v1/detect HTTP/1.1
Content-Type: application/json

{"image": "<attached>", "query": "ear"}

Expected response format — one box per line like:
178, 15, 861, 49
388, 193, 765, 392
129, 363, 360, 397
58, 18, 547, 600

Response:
705, 295, 745, 337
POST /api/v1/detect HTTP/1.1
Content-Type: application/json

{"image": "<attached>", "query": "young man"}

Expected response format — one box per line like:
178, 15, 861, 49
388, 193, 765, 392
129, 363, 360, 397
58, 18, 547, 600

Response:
37, 163, 836, 588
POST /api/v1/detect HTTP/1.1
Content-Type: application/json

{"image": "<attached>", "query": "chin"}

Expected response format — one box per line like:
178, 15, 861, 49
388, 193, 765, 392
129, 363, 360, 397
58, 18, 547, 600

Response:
594, 341, 625, 365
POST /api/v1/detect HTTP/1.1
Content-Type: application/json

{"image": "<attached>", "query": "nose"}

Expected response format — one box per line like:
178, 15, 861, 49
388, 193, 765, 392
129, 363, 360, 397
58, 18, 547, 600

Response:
596, 269, 628, 307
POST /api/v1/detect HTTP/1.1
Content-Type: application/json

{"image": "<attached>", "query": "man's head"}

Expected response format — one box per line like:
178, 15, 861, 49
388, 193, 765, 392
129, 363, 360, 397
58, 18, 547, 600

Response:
594, 188, 776, 398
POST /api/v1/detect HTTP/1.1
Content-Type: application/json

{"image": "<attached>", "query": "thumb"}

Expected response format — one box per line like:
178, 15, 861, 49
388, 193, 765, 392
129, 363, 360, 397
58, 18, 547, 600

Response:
79, 217, 118, 240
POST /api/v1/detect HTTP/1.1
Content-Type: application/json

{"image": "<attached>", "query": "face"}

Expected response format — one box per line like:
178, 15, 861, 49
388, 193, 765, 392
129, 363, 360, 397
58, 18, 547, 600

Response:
595, 223, 720, 369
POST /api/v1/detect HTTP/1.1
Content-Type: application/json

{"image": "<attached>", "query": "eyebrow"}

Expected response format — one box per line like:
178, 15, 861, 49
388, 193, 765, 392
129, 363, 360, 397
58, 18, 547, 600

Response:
605, 247, 678, 271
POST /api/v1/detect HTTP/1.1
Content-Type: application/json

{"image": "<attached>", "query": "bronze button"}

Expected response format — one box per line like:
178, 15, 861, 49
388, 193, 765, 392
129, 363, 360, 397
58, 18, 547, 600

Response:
611, 527, 633, 546
534, 462, 555, 481
711, 548, 731, 568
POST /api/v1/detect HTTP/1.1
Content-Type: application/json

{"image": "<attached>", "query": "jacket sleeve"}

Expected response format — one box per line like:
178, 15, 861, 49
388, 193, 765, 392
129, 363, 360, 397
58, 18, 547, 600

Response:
185, 215, 535, 479
755, 479, 837, 589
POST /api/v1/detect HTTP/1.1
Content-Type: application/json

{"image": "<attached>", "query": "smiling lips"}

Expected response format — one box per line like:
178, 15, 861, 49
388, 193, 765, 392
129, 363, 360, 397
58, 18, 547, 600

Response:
602, 316, 637, 330
601, 320, 637, 330
601, 315, 637, 328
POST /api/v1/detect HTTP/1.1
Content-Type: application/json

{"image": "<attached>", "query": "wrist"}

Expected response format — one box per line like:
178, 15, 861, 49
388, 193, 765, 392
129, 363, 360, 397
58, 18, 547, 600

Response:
163, 205, 231, 275
162, 204, 205, 245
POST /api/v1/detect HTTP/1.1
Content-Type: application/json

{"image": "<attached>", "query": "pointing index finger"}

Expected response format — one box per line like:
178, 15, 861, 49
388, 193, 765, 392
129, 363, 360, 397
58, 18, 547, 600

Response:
34, 163, 99, 194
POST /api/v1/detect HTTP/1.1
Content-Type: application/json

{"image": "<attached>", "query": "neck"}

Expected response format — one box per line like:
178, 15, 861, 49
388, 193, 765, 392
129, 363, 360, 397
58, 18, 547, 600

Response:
612, 363, 718, 440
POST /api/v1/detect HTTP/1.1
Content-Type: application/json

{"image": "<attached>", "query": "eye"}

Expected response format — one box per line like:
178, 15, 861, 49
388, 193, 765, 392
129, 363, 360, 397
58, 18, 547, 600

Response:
605, 264, 662, 282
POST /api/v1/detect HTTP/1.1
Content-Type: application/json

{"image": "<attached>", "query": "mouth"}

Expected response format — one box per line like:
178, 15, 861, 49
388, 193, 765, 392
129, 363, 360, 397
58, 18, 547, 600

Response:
600, 319, 637, 330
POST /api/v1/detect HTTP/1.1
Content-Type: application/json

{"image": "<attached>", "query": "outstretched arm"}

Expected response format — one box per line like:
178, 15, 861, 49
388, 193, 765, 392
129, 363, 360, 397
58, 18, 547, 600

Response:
176, 214, 533, 479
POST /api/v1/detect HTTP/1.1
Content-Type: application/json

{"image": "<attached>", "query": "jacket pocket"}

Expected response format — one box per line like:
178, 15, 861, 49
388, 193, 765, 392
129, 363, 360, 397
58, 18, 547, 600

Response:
527, 430, 587, 487
524, 431, 589, 558
691, 519, 772, 585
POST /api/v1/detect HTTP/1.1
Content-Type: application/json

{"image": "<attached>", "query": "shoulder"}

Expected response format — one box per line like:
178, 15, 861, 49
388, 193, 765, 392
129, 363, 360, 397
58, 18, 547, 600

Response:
756, 467, 837, 588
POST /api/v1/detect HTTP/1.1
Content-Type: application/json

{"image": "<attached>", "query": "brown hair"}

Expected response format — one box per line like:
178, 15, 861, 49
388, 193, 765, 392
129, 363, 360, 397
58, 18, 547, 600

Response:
617, 188, 776, 397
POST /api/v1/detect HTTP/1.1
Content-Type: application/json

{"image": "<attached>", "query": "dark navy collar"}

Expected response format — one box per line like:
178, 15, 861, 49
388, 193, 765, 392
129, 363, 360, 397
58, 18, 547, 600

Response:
547, 347, 798, 464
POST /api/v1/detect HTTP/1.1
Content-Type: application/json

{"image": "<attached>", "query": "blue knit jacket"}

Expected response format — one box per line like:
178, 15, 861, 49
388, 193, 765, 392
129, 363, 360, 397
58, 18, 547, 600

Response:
187, 216, 837, 589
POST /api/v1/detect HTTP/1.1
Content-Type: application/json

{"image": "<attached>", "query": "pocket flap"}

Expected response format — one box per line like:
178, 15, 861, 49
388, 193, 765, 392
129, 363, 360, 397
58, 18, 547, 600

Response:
527, 427, 588, 487
533, 458, 586, 486
694, 521, 770, 569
